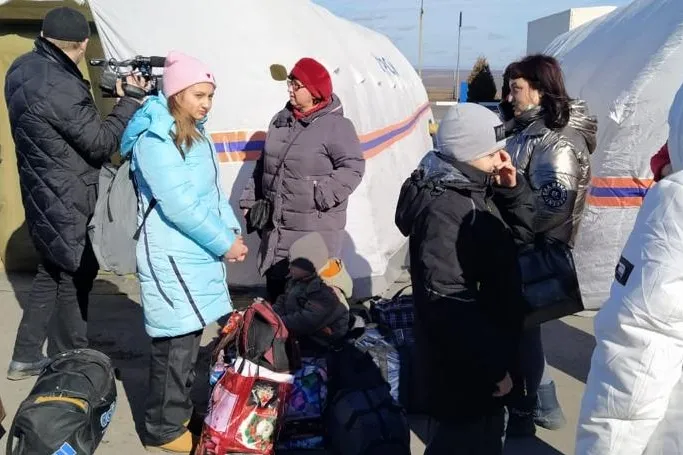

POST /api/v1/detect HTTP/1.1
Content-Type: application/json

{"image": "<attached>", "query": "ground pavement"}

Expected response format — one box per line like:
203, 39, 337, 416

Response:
0, 268, 596, 454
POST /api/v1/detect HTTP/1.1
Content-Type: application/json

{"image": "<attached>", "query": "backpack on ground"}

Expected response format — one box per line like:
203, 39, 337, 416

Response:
324, 325, 410, 455
196, 305, 301, 455
87, 159, 156, 276
325, 385, 410, 455
6, 349, 117, 455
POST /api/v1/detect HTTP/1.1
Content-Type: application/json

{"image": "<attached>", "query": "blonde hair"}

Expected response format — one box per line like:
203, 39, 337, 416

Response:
168, 93, 202, 150
45, 37, 82, 51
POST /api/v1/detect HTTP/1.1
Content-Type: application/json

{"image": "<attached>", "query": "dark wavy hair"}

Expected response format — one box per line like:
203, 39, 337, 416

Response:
507, 54, 571, 130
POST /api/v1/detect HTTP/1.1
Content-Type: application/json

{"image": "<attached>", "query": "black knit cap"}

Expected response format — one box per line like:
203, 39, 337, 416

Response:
42, 7, 91, 42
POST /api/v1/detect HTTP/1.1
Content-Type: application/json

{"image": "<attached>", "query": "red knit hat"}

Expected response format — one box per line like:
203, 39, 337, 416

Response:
289, 58, 332, 100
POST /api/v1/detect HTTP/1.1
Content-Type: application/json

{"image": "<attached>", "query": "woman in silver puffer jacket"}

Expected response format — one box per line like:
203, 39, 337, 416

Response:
501, 55, 598, 437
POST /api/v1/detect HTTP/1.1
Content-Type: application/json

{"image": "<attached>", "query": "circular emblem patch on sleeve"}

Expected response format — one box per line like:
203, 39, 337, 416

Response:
540, 181, 568, 208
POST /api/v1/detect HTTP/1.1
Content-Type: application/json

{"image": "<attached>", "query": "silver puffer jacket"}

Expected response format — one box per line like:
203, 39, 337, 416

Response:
506, 100, 598, 246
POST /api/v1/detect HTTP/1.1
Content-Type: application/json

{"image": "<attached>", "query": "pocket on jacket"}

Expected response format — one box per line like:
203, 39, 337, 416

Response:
79, 170, 99, 186
76, 170, 100, 215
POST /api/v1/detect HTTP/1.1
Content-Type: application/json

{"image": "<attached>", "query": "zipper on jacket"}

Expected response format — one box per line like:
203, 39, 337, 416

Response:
141, 204, 174, 309
168, 256, 207, 327
206, 137, 222, 218
314, 180, 322, 218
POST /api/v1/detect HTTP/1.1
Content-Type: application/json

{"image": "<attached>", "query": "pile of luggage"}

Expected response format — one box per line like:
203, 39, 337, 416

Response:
1, 287, 420, 455
196, 295, 418, 455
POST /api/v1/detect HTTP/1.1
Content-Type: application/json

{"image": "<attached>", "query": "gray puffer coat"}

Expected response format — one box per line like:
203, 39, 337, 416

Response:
505, 100, 598, 246
240, 95, 365, 274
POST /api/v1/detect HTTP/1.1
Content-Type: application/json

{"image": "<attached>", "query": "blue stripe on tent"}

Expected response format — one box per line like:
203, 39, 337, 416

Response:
589, 187, 649, 198
361, 104, 430, 152
214, 140, 266, 153
215, 103, 431, 155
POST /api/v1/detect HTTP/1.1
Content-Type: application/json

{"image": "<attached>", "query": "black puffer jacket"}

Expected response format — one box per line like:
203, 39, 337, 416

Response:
4, 38, 140, 272
272, 259, 352, 355
398, 151, 535, 421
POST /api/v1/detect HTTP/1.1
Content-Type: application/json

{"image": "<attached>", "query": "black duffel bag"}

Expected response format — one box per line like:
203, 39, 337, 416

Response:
6, 348, 117, 455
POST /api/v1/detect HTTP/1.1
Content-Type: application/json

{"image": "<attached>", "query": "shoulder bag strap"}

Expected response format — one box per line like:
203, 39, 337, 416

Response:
266, 126, 307, 191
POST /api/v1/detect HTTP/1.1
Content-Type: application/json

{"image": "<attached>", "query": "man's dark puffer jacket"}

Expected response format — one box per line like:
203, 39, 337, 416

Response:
4, 37, 140, 272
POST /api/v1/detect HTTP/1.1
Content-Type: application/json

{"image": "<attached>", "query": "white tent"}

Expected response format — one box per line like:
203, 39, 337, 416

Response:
546, 0, 683, 309
0, 0, 433, 296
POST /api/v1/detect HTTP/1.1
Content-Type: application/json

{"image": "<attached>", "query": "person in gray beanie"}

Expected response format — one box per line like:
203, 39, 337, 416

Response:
271, 232, 352, 355
394, 103, 535, 454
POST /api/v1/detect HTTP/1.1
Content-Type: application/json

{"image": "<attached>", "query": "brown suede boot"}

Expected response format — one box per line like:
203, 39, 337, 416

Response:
145, 431, 194, 454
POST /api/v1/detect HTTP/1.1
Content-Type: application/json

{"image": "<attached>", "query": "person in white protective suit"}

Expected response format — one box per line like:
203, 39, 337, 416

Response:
576, 83, 683, 455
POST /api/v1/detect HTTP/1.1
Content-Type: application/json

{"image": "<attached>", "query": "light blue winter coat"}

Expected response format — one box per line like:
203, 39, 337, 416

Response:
120, 95, 240, 338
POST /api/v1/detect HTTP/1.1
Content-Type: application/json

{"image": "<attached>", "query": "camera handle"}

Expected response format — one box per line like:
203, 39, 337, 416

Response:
123, 84, 147, 100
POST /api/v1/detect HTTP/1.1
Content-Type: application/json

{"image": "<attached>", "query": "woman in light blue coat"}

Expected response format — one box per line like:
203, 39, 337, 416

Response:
119, 51, 248, 453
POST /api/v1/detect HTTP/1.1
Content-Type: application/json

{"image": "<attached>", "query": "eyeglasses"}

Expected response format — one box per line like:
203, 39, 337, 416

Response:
286, 79, 305, 92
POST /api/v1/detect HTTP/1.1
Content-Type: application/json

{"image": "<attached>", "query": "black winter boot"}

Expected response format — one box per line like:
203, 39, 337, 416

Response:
505, 408, 536, 438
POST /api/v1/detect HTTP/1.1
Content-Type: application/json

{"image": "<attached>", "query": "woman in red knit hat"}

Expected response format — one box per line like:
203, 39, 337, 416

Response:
240, 57, 365, 301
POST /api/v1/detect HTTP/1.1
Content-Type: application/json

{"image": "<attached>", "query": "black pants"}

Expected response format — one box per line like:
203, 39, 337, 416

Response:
11, 244, 98, 363
425, 408, 508, 455
145, 330, 202, 446
509, 326, 545, 414
265, 258, 289, 303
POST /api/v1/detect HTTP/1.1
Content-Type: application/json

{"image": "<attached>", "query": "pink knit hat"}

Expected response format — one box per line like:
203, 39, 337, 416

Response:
162, 51, 216, 98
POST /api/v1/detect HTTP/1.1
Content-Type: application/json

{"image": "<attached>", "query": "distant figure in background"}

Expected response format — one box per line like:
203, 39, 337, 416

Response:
503, 54, 598, 436
3, 6, 144, 380
240, 57, 365, 302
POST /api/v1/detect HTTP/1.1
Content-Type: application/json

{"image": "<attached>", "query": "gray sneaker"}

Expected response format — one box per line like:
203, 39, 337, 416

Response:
7, 358, 50, 381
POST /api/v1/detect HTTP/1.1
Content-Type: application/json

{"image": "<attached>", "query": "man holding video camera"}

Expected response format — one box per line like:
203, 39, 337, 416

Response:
3, 6, 146, 380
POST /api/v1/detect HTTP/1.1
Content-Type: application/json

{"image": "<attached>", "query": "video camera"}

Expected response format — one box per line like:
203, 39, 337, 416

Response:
89, 55, 166, 99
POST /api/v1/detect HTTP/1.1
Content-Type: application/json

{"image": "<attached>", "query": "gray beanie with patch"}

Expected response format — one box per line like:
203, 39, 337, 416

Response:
289, 232, 329, 274
436, 103, 507, 162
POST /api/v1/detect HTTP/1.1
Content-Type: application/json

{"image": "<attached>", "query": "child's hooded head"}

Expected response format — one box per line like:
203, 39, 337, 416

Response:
288, 232, 329, 279
435, 102, 508, 174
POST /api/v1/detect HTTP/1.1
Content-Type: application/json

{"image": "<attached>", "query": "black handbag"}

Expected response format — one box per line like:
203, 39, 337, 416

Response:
246, 127, 306, 233
247, 199, 273, 233
518, 237, 584, 328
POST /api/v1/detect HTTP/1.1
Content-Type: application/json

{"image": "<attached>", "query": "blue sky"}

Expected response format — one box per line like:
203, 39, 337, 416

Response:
312, 0, 632, 70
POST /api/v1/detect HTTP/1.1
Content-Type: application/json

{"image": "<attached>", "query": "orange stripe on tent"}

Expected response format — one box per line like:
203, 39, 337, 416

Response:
210, 102, 432, 162
216, 151, 262, 163
358, 102, 430, 142
363, 125, 417, 159
586, 195, 644, 208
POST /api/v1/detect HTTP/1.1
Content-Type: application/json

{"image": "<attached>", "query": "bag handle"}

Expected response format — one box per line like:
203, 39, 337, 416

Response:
390, 284, 412, 301
212, 313, 242, 362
